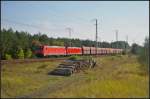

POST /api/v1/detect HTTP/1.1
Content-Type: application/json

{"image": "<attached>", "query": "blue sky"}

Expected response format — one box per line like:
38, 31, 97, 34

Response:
1, 1, 149, 46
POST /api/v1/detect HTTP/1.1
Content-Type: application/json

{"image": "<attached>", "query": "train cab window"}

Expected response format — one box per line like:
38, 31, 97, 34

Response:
40, 46, 44, 50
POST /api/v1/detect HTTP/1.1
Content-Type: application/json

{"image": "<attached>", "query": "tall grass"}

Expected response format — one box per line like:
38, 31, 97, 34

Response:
1, 55, 149, 98
137, 37, 149, 72
48, 55, 149, 98
1, 61, 64, 98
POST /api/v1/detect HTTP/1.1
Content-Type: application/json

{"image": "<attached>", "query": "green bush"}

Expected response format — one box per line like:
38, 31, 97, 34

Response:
68, 55, 81, 60
25, 49, 32, 58
16, 48, 24, 59
5, 54, 12, 60
31, 54, 38, 58
138, 37, 149, 72
122, 50, 126, 55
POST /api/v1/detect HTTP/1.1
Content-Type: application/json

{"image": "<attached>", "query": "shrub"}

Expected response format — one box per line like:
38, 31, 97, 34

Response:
31, 54, 37, 58
5, 54, 12, 60
68, 55, 81, 60
16, 48, 24, 59
122, 50, 126, 55
25, 48, 32, 58
138, 37, 149, 72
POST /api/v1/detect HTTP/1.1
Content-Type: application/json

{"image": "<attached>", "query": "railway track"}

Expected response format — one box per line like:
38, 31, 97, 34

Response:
0, 55, 118, 65
1, 58, 67, 65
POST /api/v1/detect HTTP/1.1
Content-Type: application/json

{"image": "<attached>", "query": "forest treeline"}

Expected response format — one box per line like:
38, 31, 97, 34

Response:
1, 28, 129, 59
0, 28, 149, 70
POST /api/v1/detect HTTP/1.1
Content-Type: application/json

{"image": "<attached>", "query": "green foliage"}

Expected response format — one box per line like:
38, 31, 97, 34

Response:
1, 28, 32, 59
16, 48, 24, 59
52, 39, 64, 46
138, 37, 149, 72
31, 54, 38, 58
122, 50, 126, 55
100, 41, 111, 48
1, 28, 131, 59
68, 55, 93, 61
5, 53, 12, 60
111, 41, 129, 49
1, 28, 15, 58
68, 55, 81, 60
25, 49, 32, 58
31, 40, 42, 50
131, 43, 142, 55
39, 33, 49, 45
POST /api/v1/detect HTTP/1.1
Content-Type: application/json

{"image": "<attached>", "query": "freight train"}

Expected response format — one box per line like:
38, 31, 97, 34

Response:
34, 45, 123, 56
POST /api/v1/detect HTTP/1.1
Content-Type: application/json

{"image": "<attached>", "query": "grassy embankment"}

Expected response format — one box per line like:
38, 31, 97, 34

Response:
1, 55, 149, 98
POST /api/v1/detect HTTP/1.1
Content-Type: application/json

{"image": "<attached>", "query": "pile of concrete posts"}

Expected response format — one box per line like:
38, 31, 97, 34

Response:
50, 58, 96, 76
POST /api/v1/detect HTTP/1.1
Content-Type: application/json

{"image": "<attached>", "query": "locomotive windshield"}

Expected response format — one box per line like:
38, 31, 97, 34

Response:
38, 46, 43, 50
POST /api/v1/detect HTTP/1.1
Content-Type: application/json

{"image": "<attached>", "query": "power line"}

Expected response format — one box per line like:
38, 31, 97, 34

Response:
1, 18, 65, 31
2, 18, 93, 40
47, 10, 95, 40
2, 17, 94, 43
132, 32, 141, 45
48, 9, 91, 24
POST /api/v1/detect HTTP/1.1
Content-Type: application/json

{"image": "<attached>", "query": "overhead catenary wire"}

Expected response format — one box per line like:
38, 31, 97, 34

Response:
47, 8, 91, 24
46, 9, 95, 38
1, 18, 65, 31
2, 7, 102, 42
2, 16, 93, 40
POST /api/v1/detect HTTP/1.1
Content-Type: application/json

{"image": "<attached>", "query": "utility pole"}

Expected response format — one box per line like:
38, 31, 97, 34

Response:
125, 35, 128, 53
66, 27, 72, 47
116, 30, 118, 49
99, 37, 101, 48
95, 19, 98, 55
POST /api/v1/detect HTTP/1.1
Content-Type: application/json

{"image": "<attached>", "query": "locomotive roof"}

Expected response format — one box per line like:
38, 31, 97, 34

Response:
42, 45, 123, 50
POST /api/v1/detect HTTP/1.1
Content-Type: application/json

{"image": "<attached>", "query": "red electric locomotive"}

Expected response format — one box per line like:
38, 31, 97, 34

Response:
34, 45, 66, 56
